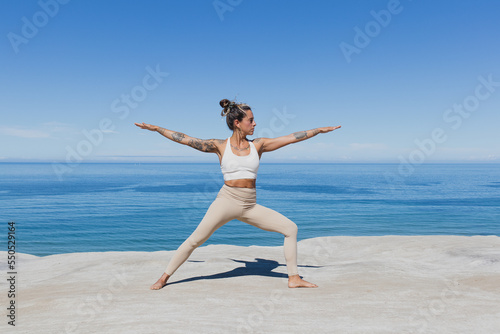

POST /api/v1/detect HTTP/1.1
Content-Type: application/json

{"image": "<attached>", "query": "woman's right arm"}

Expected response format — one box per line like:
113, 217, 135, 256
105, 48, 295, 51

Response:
134, 122, 222, 153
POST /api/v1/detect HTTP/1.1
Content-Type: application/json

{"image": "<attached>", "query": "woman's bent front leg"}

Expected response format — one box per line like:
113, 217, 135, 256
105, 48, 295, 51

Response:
240, 204, 317, 288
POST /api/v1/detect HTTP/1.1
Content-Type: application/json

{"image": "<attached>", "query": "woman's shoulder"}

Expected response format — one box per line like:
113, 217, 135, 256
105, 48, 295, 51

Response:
249, 137, 266, 155
249, 137, 267, 145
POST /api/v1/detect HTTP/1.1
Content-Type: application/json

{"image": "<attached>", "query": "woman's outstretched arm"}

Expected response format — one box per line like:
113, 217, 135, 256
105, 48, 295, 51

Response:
134, 122, 222, 153
255, 126, 341, 153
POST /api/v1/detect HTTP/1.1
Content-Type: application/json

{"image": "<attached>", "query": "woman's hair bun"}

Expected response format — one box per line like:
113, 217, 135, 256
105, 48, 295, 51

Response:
220, 99, 230, 109
219, 98, 251, 130
220, 98, 234, 117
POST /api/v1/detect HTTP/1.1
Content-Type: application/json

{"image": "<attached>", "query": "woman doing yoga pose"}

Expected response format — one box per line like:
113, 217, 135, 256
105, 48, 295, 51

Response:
135, 99, 341, 289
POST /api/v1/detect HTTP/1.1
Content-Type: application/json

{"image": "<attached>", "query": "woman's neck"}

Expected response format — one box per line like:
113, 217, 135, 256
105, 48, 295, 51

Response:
231, 132, 247, 147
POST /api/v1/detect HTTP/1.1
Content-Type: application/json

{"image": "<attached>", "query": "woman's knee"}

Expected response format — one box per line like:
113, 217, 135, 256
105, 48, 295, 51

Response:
283, 221, 298, 238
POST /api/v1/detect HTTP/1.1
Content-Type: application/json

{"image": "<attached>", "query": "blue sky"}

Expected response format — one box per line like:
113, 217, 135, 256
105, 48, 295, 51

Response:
1, 0, 500, 164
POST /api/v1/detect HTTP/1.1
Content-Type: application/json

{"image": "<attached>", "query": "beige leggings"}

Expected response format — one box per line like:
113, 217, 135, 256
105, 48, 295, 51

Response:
164, 184, 299, 276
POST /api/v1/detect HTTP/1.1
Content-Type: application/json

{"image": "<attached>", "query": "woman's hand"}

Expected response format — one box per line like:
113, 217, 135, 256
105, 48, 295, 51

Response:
134, 122, 158, 132
317, 126, 341, 133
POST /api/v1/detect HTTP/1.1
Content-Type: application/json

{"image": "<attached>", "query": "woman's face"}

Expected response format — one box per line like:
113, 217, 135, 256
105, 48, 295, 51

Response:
237, 109, 256, 135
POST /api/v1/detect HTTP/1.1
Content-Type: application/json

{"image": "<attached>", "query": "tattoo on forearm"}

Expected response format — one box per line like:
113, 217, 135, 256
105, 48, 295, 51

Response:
172, 132, 185, 142
158, 127, 167, 136
293, 131, 308, 140
312, 129, 320, 136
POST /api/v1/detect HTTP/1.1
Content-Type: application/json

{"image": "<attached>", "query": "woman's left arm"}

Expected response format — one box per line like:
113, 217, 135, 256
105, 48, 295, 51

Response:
256, 126, 341, 153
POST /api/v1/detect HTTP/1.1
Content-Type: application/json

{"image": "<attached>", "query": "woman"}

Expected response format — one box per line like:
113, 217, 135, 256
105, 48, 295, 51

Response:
135, 99, 341, 289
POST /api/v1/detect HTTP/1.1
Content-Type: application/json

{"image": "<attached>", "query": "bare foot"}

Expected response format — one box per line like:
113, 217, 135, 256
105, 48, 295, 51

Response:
150, 272, 170, 290
288, 274, 318, 288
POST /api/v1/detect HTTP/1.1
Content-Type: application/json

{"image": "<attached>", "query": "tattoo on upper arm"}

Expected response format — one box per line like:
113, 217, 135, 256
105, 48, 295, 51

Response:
293, 131, 308, 140
172, 132, 185, 142
188, 138, 220, 152
189, 139, 203, 151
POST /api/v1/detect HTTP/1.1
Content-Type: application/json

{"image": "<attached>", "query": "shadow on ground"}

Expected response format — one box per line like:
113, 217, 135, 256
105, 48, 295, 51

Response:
167, 258, 322, 286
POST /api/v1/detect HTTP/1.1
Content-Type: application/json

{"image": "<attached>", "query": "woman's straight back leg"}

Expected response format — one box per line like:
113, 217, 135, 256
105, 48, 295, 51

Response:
164, 194, 241, 276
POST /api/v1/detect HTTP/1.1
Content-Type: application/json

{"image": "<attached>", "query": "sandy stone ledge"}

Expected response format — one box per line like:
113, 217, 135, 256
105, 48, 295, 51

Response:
1, 235, 499, 334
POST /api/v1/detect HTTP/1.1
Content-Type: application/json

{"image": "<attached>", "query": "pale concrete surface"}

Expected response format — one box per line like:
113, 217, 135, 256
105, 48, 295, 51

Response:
1, 236, 499, 333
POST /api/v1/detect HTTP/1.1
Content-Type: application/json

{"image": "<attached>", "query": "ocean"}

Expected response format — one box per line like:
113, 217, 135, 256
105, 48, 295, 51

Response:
1, 163, 499, 256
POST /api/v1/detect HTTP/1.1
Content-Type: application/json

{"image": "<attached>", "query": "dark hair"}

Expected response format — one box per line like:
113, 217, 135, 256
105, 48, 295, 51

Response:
219, 99, 251, 131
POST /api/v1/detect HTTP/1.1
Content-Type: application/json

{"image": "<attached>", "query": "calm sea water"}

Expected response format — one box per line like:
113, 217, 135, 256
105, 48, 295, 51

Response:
1, 163, 499, 256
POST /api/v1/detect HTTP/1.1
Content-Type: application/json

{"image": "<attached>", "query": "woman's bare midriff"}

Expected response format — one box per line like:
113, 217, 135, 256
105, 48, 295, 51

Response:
224, 179, 256, 189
